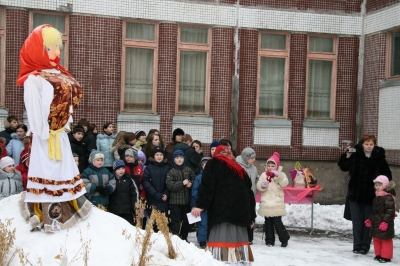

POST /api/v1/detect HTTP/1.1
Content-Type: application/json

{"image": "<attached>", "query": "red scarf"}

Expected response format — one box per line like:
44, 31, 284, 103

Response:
16, 24, 71, 86
213, 145, 246, 179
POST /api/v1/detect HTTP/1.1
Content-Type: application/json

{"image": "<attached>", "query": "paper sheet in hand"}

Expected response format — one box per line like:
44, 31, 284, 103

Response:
187, 213, 201, 224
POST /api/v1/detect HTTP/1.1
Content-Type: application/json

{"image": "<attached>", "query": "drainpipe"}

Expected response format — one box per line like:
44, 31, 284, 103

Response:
356, 0, 366, 143
231, 0, 240, 150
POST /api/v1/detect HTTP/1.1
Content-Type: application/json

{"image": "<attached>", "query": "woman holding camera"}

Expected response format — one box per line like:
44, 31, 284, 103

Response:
338, 134, 392, 255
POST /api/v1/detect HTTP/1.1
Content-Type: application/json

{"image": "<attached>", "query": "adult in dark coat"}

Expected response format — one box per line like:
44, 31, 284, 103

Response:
165, 128, 184, 166
192, 145, 256, 264
338, 134, 392, 254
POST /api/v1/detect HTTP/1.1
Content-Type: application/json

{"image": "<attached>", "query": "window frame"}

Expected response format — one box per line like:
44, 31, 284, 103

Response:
386, 29, 400, 79
0, 7, 5, 106
29, 11, 69, 69
305, 34, 338, 120
121, 19, 158, 113
256, 31, 290, 118
176, 24, 211, 115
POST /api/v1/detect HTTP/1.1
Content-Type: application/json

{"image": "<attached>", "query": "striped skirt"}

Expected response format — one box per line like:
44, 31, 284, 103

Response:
207, 222, 254, 265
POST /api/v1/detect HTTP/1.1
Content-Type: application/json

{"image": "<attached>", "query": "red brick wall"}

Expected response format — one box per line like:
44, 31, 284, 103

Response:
237, 29, 258, 153
68, 15, 122, 129
366, 0, 400, 12
210, 27, 235, 141
221, 0, 362, 13
5, 9, 29, 121
157, 23, 178, 143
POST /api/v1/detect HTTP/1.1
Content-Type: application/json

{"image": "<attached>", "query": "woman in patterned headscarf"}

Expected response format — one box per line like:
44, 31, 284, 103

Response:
17, 24, 91, 232
191, 145, 256, 265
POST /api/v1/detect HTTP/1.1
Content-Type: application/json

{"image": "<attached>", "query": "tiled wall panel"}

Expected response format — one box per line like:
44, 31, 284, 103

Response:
172, 123, 213, 144
365, 2, 400, 34
209, 27, 235, 141
68, 15, 122, 130
4, 9, 29, 121
237, 29, 258, 153
378, 86, 400, 149
157, 23, 178, 142
366, 0, 400, 12
362, 33, 386, 137
303, 127, 339, 147
254, 127, 291, 146
118, 122, 160, 134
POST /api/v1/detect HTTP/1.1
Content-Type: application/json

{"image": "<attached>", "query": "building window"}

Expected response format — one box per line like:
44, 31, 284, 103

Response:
306, 35, 337, 119
0, 8, 5, 105
176, 25, 211, 114
257, 32, 289, 117
30, 11, 69, 68
122, 21, 158, 112
388, 30, 400, 78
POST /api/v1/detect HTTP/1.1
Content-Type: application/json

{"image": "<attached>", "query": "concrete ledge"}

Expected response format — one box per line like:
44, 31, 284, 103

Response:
254, 118, 292, 128
380, 78, 400, 89
303, 120, 340, 128
0, 108, 8, 116
117, 113, 160, 123
172, 115, 213, 125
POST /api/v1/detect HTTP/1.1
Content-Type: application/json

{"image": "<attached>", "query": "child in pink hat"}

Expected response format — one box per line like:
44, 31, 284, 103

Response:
364, 175, 396, 263
256, 152, 290, 247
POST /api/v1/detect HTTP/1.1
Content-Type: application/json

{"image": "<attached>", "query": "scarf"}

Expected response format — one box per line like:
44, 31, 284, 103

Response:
135, 140, 146, 151
16, 24, 72, 86
213, 145, 246, 179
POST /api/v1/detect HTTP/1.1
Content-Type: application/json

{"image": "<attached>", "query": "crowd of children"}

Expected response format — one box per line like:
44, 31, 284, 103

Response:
0, 114, 397, 264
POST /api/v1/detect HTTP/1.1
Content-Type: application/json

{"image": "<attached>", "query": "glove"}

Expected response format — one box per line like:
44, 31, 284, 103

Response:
379, 222, 388, 231
96, 186, 108, 196
271, 170, 279, 177
364, 219, 371, 228
261, 181, 269, 188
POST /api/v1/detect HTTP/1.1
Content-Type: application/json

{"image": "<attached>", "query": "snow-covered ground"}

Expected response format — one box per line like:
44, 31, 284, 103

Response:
0, 195, 399, 265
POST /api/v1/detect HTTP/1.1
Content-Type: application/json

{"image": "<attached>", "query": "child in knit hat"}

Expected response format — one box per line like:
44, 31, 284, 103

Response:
166, 149, 196, 241
82, 150, 116, 208
0, 156, 23, 200
124, 148, 142, 198
364, 175, 396, 263
108, 159, 138, 225
256, 152, 290, 247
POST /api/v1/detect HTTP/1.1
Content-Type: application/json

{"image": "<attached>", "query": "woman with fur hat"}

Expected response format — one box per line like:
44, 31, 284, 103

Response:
257, 152, 290, 247
364, 175, 396, 263
17, 24, 92, 232
338, 134, 392, 254
192, 145, 256, 264
0, 156, 23, 200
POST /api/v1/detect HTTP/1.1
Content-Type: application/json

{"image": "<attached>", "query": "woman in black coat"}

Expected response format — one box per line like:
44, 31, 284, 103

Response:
191, 145, 256, 264
338, 134, 392, 255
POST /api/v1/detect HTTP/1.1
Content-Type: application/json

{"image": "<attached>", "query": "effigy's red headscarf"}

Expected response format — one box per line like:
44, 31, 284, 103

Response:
213, 145, 246, 179
16, 24, 71, 86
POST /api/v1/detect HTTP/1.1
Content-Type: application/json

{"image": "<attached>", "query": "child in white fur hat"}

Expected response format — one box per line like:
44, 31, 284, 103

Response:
0, 156, 23, 200
256, 152, 290, 247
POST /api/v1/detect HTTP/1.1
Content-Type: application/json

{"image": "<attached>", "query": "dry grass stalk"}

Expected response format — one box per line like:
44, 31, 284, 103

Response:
0, 218, 16, 265
134, 199, 147, 229
153, 210, 176, 259
138, 213, 155, 266
97, 204, 107, 211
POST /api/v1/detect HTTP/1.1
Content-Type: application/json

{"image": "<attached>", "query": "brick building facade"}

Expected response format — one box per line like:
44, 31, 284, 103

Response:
0, 0, 400, 169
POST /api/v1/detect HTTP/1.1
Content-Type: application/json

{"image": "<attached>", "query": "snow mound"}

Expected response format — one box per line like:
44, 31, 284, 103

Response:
0, 194, 224, 266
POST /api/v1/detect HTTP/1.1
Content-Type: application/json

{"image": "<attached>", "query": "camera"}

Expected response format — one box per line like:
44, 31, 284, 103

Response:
346, 148, 356, 153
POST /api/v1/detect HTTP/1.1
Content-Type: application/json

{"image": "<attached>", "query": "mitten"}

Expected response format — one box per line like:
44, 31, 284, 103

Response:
95, 186, 105, 194
261, 181, 269, 188
271, 170, 279, 177
364, 219, 371, 228
101, 186, 109, 196
379, 222, 388, 231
